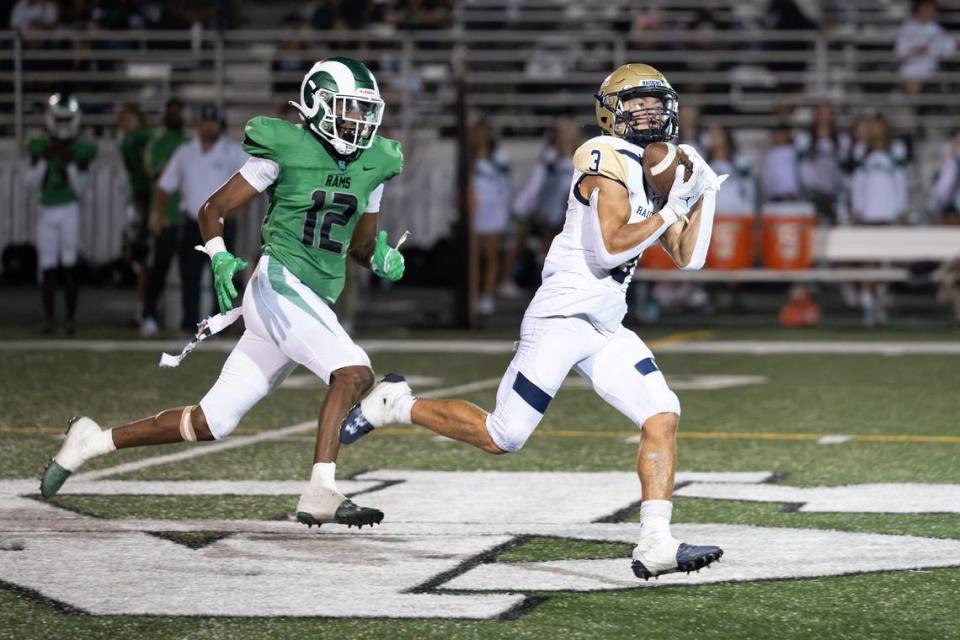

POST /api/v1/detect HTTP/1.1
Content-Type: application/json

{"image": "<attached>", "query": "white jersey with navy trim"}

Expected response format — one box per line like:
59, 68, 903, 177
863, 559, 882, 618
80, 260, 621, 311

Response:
525, 135, 657, 334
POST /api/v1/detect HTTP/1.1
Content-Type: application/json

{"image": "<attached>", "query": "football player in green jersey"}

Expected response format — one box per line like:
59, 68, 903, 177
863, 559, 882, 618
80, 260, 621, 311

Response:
25, 94, 98, 336
40, 57, 406, 529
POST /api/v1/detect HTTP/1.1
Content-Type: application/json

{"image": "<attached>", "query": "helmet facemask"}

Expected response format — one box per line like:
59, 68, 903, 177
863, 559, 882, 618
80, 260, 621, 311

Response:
291, 87, 383, 156
597, 85, 679, 145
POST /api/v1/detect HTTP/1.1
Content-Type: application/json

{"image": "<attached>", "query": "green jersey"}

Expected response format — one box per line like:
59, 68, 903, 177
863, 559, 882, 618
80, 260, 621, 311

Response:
120, 125, 153, 202
242, 116, 403, 303
146, 128, 189, 225
26, 135, 98, 206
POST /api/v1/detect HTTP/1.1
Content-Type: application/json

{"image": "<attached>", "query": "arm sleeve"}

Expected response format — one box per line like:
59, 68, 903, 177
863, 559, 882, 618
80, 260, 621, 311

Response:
581, 187, 672, 270
679, 174, 728, 271
157, 146, 183, 194
25, 159, 48, 189
238, 156, 279, 193
66, 163, 89, 194
364, 183, 385, 213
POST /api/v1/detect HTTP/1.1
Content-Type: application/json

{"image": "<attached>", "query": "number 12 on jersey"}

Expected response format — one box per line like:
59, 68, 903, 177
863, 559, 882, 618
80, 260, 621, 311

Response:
301, 190, 359, 254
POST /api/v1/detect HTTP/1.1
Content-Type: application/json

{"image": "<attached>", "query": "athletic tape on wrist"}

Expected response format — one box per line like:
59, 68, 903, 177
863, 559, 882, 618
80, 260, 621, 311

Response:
195, 236, 227, 259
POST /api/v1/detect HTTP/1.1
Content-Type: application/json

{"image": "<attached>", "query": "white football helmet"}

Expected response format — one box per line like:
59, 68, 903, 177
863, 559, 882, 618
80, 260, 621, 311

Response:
288, 56, 384, 156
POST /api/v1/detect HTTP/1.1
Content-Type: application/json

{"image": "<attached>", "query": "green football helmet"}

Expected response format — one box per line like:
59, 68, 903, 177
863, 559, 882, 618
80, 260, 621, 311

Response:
288, 56, 384, 156
45, 93, 81, 139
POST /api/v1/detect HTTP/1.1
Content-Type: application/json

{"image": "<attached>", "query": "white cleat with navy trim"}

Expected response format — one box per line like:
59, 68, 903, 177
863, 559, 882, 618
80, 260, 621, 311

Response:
631, 533, 723, 580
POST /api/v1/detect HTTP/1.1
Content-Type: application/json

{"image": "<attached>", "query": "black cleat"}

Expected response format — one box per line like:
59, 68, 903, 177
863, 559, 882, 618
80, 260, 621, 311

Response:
296, 499, 384, 530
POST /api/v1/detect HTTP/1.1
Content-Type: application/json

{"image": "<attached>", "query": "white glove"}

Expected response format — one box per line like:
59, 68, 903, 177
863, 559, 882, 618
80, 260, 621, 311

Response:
660, 147, 720, 225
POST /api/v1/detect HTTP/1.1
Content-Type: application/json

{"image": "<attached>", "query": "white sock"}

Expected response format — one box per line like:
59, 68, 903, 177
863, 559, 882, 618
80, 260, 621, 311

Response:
309, 462, 338, 492
639, 499, 673, 540
395, 395, 416, 424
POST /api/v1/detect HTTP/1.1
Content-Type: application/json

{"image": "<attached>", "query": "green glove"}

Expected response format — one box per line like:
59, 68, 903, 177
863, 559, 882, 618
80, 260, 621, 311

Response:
370, 230, 405, 282
210, 251, 249, 313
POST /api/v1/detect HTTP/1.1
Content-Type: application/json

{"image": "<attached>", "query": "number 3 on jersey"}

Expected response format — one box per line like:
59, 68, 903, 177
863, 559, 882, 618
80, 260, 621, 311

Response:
301, 190, 359, 254
589, 149, 601, 172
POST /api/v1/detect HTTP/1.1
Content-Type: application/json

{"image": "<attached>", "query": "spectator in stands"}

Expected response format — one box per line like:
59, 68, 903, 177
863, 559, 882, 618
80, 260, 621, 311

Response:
708, 125, 756, 215
504, 114, 581, 297
929, 129, 960, 218
469, 119, 512, 316
156, 104, 248, 332
311, 0, 377, 30
930, 130, 960, 325
850, 116, 909, 327
678, 103, 703, 151
141, 99, 189, 337
392, 0, 452, 30
851, 117, 909, 226
9, 0, 58, 35
116, 102, 154, 325
796, 103, 844, 224
272, 27, 309, 95
761, 124, 800, 201
705, 125, 756, 311
10, 0, 60, 86
896, 0, 957, 94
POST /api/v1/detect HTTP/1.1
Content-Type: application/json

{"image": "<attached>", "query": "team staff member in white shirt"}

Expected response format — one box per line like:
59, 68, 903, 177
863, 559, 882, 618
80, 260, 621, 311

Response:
157, 104, 249, 331
896, 0, 957, 93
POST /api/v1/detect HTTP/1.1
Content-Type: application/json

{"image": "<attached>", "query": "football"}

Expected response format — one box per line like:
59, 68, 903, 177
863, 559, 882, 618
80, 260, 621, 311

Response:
641, 141, 694, 201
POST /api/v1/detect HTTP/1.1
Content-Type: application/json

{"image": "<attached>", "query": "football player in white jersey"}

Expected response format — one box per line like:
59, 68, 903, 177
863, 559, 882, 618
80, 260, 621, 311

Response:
341, 64, 726, 579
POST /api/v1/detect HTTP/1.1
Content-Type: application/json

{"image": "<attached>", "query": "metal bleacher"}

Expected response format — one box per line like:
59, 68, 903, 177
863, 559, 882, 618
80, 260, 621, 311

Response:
2, 1, 960, 265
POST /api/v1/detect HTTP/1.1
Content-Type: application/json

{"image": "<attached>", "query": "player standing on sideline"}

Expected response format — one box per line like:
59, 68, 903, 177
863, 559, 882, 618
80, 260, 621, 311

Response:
341, 64, 727, 577
40, 57, 406, 529
140, 99, 189, 337
116, 102, 154, 325
25, 94, 97, 336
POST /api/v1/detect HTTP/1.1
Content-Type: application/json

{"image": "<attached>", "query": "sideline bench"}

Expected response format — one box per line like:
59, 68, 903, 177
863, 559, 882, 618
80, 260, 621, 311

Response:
643, 227, 960, 282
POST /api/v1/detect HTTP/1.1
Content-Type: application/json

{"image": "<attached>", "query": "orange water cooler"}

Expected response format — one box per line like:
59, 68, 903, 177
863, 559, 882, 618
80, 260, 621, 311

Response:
706, 211, 755, 269
761, 201, 816, 269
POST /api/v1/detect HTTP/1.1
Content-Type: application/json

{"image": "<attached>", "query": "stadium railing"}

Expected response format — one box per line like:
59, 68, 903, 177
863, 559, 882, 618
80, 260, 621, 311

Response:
1, 26, 959, 277
2, 25, 960, 141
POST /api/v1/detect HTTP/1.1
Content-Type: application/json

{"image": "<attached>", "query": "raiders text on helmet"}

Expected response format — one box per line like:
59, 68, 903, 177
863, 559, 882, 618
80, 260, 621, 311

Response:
594, 64, 679, 145
288, 57, 384, 156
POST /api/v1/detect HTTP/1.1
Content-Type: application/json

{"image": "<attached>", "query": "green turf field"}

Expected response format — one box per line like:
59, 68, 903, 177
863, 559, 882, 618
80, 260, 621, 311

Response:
1, 332, 959, 640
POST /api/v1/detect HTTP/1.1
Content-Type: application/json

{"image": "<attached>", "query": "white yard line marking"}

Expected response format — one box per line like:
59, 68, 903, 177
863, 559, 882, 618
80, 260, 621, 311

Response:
3, 338, 959, 355
817, 434, 852, 445
71, 377, 503, 482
